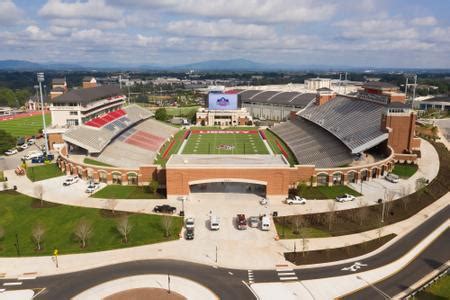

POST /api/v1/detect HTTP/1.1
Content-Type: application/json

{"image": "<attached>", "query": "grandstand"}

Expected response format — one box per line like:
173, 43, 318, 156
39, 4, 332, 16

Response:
63, 105, 152, 154
299, 96, 389, 153
237, 89, 316, 121
271, 117, 353, 168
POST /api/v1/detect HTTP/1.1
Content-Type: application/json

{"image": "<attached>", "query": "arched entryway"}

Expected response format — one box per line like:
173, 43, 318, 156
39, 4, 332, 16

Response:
189, 179, 266, 197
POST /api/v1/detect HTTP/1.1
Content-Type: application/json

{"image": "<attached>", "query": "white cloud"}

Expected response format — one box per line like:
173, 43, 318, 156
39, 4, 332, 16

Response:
113, 0, 336, 23
336, 18, 418, 40
0, 0, 23, 25
39, 0, 122, 21
410, 16, 437, 26
429, 27, 450, 43
166, 19, 275, 40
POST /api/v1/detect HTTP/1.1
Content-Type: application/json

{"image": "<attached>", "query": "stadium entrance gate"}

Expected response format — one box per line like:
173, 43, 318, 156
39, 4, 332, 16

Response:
189, 179, 266, 197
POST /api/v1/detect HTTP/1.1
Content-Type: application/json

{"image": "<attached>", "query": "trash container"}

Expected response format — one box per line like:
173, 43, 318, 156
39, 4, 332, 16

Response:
377, 198, 383, 204
272, 211, 278, 217
179, 211, 185, 217
13, 185, 17, 191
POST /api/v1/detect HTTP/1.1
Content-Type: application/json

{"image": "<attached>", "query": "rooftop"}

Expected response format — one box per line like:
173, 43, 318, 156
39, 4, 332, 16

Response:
52, 78, 66, 85
166, 154, 289, 168
422, 96, 450, 103
362, 81, 398, 90
52, 85, 123, 104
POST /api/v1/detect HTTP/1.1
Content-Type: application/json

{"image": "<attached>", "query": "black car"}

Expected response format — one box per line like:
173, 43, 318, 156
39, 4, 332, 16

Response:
185, 227, 194, 240
153, 205, 176, 214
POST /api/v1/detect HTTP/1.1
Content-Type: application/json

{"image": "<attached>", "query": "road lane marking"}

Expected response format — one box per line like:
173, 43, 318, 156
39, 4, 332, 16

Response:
279, 276, 299, 281
3, 282, 22, 286
17, 276, 36, 280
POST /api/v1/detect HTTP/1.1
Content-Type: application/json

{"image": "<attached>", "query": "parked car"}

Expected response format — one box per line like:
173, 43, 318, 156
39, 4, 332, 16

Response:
261, 215, 270, 231
185, 227, 194, 240
237, 214, 247, 230
185, 217, 195, 229
85, 182, 100, 193
63, 176, 79, 186
23, 151, 43, 160
259, 197, 268, 205
153, 205, 176, 214
286, 195, 306, 205
210, 216, 220, 230
27, 138, 35, 145
336, 194, 356, 202
4, 148, 18, 156
248, 216, 259, 228
385, 172, 399, 183
31, 156, 44, 164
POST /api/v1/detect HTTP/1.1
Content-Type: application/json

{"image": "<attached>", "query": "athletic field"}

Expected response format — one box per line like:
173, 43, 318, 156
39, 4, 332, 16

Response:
0, 114, 51, 137
182, 130, 269, 155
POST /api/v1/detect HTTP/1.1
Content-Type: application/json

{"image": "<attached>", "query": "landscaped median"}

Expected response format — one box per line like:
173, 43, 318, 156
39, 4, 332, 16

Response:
0, 191, 182, 257
391, 163, 418, 178
295, 185, 361, 200
274, 142, 449, 238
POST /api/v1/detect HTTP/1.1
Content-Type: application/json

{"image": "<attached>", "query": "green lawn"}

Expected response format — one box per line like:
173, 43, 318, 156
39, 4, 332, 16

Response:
275, 222, 331, 239
0, 191, 182, 256
416, 275, 450, 299
182, 130, 269, 155
83, 158, 114, 167
0, 114, 51, 137
297, 185, 362, 199
264, 129, 298, 166
154, 129, 186, 166
91, 185, 163, 199
392, 163, 418, 178
26, 163, 64, 182
165, 106, 199, 117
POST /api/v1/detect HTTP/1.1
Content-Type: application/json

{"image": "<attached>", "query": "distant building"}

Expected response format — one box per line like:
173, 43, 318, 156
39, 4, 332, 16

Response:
50, 78, 68, 100
304, 78, 332, 91
415, 96, 450, 111
0, 107, 13, 116
82, 77, 97, 89
26, 94, 49, 111
358, 81, 405, 104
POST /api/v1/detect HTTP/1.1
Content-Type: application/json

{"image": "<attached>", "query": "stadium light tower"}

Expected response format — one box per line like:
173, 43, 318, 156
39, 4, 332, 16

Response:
37, 72, 49, 155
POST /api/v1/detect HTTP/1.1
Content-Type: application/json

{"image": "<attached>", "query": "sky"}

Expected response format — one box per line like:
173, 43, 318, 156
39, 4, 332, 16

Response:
0, 0, 449, 68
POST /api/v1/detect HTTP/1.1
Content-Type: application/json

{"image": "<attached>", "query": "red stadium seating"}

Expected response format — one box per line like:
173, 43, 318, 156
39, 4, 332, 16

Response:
85, 109, 126, 128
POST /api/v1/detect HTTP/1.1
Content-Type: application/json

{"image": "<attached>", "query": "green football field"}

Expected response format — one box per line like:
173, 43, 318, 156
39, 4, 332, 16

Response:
182, 130, 269, 155
0, 114, 51, 137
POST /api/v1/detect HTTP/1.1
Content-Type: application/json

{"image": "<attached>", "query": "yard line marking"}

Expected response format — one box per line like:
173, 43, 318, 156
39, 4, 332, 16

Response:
279, 276, 298, 281
3, 282, 22, 286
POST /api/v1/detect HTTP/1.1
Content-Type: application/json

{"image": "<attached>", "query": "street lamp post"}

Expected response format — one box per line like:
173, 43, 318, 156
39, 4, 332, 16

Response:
356, 276, 391, 299
37, 73, 49, 155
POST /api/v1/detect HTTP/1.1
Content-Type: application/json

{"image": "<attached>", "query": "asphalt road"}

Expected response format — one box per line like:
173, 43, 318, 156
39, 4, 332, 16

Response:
1, 204, 448, 299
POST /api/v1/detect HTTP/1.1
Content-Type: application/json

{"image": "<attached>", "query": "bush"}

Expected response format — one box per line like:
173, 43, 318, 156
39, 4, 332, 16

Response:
155, 108, 168, 121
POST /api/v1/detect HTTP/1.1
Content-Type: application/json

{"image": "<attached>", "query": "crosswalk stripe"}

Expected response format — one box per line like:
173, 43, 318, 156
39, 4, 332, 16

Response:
3, 282, 22, 286
18, 276, 36, 280
278, 272, 296, 276
279, 276, 298, 281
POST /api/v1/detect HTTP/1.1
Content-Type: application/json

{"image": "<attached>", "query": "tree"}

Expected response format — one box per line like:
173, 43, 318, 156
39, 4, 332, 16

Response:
116, 216, 133, 243
0, 129, 16, 153
327, 200, 337, 231
34, 184, 44, 207
148, 180, 159, 194
0, 87, 16, 107
161, 215, 173, 237
291, 215, 303, 235
32, 222, 46, 251
155, 108, 168, 121
415, 177, 428, 192
105, 199, 118, 215
400, 186, 411, 211
74, 218, 93, 248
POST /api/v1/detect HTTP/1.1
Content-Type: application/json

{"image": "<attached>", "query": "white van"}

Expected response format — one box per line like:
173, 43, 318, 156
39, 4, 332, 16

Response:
210, 216, 220, 230
261, 215, 270, 231
23, 151, 43, 160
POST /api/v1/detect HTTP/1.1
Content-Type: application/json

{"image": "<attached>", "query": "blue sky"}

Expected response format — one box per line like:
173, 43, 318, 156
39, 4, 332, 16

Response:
0, 0, 449, 68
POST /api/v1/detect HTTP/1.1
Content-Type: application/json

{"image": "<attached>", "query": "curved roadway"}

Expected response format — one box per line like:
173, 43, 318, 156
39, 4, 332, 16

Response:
1, 205, 448, 299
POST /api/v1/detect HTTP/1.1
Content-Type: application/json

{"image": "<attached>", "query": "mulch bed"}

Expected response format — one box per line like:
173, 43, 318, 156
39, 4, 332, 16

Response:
105, 288, 186, 300
285, 234, 396, 265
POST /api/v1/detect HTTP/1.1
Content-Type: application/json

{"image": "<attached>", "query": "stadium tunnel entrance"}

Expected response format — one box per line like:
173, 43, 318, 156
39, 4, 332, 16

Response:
189, 179, 266, 197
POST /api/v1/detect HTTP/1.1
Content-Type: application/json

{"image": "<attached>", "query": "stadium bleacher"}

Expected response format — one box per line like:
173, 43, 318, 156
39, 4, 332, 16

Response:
63, 105, 152, 153
84, 109, 126, 128
271, 117, 353, 168
299, 96, 388, 153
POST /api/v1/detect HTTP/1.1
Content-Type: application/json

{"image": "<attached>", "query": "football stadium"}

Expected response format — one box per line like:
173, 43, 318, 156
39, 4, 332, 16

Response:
48, 78, 421, 199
